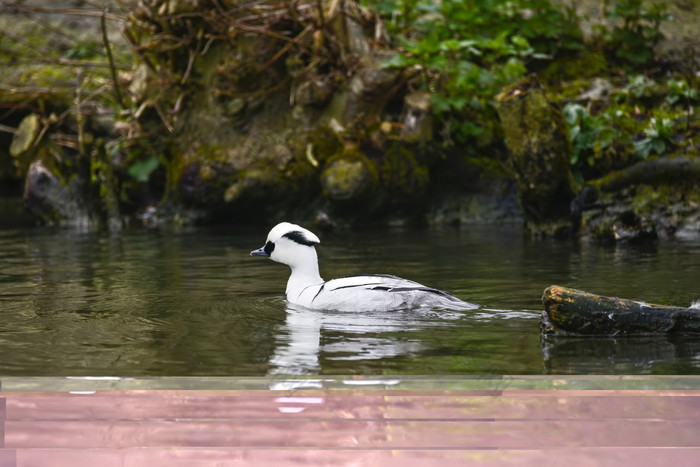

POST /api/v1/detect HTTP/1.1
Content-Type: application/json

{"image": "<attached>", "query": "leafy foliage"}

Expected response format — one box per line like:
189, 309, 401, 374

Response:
365, 0, 582, 144
364, 0, 674, 149
596, 0, 671, 67
564, 103, 615, 178
665, 79, 698, 108
634, 117, 675, 159
128, 156, 161, 183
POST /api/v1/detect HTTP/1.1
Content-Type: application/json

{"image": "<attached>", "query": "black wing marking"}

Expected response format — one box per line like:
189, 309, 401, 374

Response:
311, 283, 326, 303
326, 275, 462, 303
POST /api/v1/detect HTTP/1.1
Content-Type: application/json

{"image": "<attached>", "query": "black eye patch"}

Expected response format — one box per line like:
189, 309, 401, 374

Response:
282, 230, 317, 246
264, 241, 275, 255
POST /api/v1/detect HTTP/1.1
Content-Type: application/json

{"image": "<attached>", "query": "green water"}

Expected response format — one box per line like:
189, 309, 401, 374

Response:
0, 224, 698, 376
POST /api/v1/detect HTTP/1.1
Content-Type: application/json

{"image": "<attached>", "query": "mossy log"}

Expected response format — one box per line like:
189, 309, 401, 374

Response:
541, 285, 700, 335
590, 156, 700, 192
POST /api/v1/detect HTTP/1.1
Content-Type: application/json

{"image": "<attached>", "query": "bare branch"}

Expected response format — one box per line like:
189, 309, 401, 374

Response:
1, 2, 125, 22
101, 6, 126, 107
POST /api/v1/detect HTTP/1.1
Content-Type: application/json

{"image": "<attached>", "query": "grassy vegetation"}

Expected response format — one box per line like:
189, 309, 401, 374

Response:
363, 0, 698, 181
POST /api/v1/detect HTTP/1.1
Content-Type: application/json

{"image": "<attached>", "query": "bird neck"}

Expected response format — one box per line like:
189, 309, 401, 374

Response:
285, 249, 323, 296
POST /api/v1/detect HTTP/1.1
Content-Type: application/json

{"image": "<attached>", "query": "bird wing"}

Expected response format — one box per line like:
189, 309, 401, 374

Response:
323, 274, 461, 301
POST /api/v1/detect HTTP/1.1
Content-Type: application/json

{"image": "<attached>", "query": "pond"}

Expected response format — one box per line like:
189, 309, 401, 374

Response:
0, 223, 699, 376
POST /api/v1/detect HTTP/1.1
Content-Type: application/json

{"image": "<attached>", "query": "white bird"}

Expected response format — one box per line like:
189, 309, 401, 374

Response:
250, 222, 479, 311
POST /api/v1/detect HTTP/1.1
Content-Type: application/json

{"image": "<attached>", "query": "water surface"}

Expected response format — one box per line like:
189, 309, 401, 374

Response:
0, 224, 698, 376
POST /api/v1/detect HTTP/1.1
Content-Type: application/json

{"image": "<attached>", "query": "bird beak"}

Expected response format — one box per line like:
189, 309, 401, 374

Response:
250, 246, 269, 257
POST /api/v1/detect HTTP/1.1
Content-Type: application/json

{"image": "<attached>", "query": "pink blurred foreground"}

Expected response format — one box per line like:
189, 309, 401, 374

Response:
2, 378, 700, 466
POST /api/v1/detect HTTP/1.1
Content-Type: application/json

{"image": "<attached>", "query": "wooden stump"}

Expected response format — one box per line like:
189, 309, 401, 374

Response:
541, 285, 700, 335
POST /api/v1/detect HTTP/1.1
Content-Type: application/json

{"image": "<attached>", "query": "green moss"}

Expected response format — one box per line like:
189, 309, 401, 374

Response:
287, 127, 343, 167
540, 51, 608, 84
380, 143, 429, 198
497, 78, 570, 161
321, 146, 378, 202
462, 154, 509, 178
552, 79, 592, 102
630, 184, 700, 217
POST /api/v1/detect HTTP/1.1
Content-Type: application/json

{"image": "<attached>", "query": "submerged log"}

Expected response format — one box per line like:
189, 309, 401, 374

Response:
541, 285, 700, 335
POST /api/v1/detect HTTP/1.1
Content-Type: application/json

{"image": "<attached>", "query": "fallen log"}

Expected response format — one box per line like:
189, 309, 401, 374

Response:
590, 156, 700, 193
541, 285, 700, 335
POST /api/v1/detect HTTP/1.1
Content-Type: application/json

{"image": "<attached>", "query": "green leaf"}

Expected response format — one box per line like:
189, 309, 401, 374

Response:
439, 39, 461, 51
427, 54, 448, 70
598, 127, 616, 146
128, 156, 160, 182
634, 138, 652, 159
511, 35, 530, 49
563, 103, 585, 125
431, 94, 452, 114
450, 96, 469, 111
569, 125, 581, 142
651, 139, 666, 154
382, 54, 410, 68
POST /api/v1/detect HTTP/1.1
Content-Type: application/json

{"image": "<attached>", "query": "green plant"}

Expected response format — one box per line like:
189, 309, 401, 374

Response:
625, 74, 656, 99
634, 116, 675, 159
368, 0, 583, 144
665, 79, 698, 107
564, 103, 615, 178
597, 0, 671, 67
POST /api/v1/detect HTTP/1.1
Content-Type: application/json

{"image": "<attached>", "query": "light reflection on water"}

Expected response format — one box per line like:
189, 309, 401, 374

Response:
0, 225, 698, 376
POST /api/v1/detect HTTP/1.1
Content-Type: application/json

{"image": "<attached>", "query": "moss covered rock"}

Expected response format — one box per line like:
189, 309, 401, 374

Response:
23, 157, 90, 228
321, 146, 378, 203
496, 75, 578, 235
380, 143, 429, 202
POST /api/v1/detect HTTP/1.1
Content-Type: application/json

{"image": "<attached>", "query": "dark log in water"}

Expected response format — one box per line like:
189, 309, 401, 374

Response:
541, 285, 700, 335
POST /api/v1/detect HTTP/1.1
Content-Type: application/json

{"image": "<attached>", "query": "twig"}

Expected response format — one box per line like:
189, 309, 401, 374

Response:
0, 123, 16, 133
1, 2, 125, 22
153, 103, 174, 133
259, 23, 313, 73
3, 57, 124, 69
32, 120, 51, 152
121, 26, 158, 74
215, 75, 291, 99
101, 7, 125, 107
210, 0, 312, 52
75, 70, 86, 157
200, 35, 216, 55
316, 0, 325, 28
181, 48, 196, 85
170, 93, 185, 116
0, 84, 63, 95
57, 84, 110, 122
